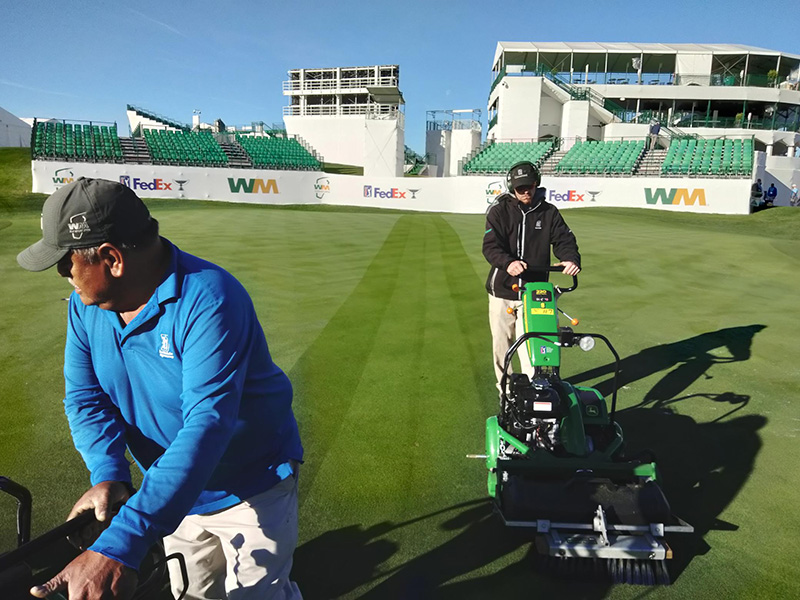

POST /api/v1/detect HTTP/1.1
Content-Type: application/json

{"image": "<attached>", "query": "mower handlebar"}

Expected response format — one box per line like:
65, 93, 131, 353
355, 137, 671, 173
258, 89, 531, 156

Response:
516, 265, 578, 294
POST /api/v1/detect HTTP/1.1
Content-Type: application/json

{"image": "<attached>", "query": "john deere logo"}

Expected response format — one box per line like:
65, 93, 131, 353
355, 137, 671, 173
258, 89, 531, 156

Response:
586, 405, 600, 417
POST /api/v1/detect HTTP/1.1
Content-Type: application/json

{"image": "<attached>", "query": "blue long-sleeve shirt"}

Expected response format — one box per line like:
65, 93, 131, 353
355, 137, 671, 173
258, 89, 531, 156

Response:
63, 240, 303, 569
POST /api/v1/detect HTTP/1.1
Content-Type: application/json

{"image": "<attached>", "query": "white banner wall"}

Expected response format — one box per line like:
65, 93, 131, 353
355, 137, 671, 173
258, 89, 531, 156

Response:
32, 161, 752, 215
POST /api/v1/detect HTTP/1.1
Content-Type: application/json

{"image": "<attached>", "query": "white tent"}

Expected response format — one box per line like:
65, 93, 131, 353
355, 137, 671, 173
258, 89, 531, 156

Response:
0, 106, 31, 147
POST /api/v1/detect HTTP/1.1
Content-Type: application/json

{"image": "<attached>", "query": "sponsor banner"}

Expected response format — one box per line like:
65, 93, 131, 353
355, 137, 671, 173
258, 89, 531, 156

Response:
31, 162, 751, 214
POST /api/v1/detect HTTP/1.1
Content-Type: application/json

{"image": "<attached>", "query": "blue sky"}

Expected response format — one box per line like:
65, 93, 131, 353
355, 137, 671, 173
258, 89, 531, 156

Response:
2, 0, 798, 154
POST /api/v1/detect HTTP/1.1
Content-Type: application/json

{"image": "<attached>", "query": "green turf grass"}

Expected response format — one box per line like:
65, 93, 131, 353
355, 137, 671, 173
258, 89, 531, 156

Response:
2, 149, 799, 598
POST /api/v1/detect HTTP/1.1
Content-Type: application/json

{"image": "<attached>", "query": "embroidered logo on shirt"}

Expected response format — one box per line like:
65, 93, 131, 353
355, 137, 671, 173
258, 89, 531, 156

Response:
159, 334, 174, 359
535, 220, 542, 230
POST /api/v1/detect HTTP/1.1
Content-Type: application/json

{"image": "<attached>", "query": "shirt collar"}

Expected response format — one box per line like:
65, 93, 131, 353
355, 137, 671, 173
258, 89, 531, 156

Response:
153, 238, 181, 305
109, 238, 182, 337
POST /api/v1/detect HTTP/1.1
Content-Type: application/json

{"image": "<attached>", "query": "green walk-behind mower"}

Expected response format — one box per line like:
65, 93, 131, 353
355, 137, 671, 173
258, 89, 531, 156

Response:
480, 267, 693, 585
0, 476, 188, 599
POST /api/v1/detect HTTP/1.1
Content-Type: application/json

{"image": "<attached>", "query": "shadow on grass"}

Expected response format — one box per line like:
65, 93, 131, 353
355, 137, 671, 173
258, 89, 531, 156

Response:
617, 407, 765, 581
567, 324, 766, 404
569, 324, 768, 582
294, 405, 764, 598
294, 498, 612, 600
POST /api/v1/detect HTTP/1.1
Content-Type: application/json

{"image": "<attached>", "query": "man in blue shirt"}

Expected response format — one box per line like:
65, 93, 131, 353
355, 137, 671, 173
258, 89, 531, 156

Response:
766, 182, 778, 207
17, 178, 303, 600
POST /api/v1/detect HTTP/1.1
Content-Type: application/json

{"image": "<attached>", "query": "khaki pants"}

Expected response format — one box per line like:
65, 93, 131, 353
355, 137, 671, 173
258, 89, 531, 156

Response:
488, 294, 534, 389
164, 470, 302, 600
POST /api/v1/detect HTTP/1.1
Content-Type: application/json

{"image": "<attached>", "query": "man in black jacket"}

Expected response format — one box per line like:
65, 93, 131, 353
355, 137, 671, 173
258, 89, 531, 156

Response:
483, 161, 581, 387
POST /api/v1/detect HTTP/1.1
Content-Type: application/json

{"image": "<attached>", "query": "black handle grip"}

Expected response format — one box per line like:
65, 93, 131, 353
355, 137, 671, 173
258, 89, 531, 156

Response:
519, 265, 578, 293
0, 510, 95, 571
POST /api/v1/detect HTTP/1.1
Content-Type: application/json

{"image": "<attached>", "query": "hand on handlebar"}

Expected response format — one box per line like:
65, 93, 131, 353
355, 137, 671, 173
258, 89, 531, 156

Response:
555, 261, 580, 276
506, 260, 528, 277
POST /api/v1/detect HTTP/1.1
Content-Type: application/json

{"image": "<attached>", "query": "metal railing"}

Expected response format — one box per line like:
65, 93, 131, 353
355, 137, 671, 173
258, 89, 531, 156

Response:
283, 76, 399, 92
492, 67, 793, 92
127, 104, 188, 131
283, 103, 401, 117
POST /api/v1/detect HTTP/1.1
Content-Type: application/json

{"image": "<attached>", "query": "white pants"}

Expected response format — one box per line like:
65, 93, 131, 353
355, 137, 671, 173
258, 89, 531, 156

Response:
488, 294, 534, 389
164, 471, 302, 600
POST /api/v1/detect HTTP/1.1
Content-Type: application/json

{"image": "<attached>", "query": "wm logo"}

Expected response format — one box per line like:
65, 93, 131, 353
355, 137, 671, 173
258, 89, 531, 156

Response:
645, 188, 706, 206
228, 178, 279, 194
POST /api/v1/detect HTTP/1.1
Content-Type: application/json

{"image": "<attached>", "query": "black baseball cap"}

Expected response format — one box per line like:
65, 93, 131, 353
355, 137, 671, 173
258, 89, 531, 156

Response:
506, 161, 541, 191
17, 178, 154, 272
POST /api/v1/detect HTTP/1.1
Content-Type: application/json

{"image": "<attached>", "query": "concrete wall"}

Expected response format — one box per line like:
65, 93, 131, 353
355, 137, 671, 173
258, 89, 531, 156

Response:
363, 118, 403, 177
561, 101, 590, 146
425, 129, 448, 177
495, 77, 542, 140
284, 115, 366, 165
538, 92, 562, 139
449, 128, 480, 176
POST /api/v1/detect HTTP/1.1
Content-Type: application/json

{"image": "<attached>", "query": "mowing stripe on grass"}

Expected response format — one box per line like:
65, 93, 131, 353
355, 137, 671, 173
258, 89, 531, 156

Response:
292, 215, 521, 597
290, 215, 413, 502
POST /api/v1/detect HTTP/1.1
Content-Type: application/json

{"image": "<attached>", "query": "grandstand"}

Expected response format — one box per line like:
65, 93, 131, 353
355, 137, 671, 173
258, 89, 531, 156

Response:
143, 129, 228, 167
462, 140, 554, 174
29, 106, 323, 171
554, 140, 645, 175
32, 120, 123, 162
236, 134, 321, 170
661, 138, 753, 176
27, 41, 797, 214
455, 42, 799, 187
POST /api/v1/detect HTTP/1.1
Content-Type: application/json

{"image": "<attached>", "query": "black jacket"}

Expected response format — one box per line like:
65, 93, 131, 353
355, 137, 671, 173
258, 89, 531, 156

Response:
483, 188, 581, 300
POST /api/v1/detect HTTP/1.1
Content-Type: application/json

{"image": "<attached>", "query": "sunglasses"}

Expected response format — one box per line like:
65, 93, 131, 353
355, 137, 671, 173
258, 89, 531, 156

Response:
514, 185, 534, 194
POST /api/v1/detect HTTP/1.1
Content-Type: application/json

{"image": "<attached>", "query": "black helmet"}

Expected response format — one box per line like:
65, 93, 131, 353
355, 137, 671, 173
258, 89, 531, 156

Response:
506, 161, 541, 192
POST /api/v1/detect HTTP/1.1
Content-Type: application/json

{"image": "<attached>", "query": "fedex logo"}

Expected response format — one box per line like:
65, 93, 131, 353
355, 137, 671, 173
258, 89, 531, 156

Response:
363, 186, 407, 199
549, 190, 585, 202
120, 176, 172, 191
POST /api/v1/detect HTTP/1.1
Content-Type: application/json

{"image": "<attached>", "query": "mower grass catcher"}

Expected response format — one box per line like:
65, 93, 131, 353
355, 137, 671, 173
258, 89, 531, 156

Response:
479, 268, 692, 585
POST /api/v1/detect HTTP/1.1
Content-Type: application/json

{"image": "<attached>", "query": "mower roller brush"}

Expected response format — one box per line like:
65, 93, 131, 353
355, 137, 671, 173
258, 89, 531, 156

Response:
478, 267, 692, 586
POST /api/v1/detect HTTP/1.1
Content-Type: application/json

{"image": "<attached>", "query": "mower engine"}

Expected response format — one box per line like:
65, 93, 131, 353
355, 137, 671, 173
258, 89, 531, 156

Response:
502, 374, 563, 451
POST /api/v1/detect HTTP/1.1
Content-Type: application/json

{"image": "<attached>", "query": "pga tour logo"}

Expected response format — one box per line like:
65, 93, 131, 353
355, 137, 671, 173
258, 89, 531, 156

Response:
120, 176, 173, 191
363, 185, 409, 199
